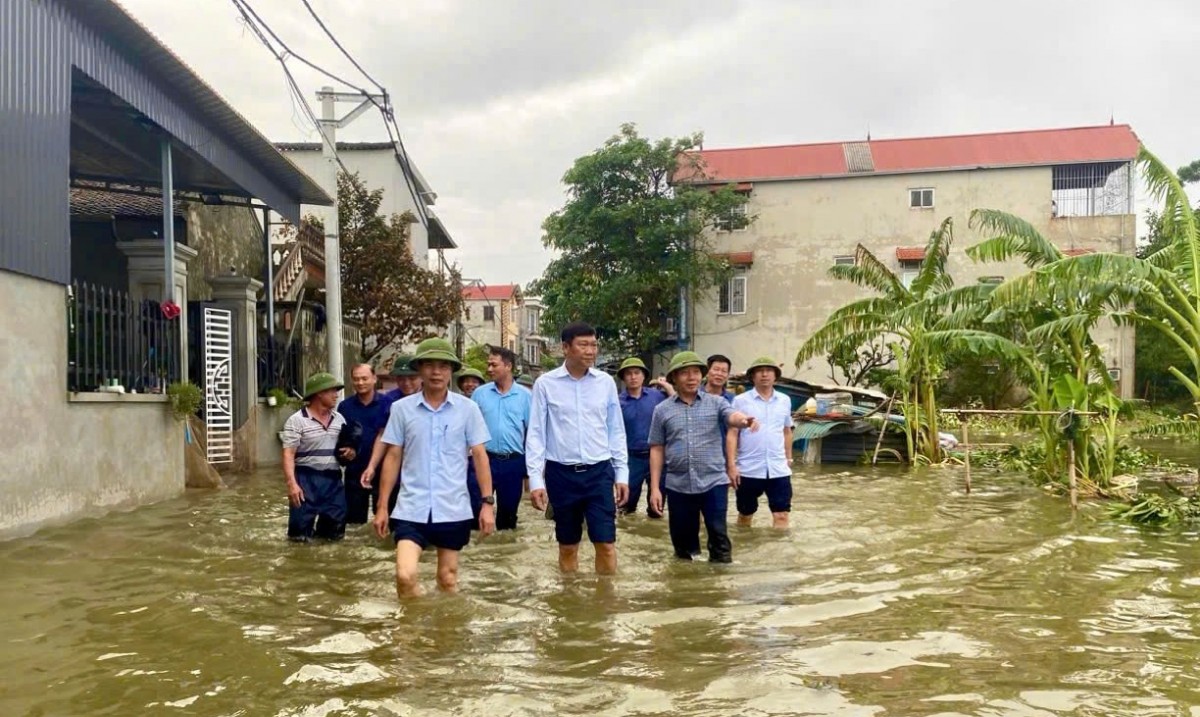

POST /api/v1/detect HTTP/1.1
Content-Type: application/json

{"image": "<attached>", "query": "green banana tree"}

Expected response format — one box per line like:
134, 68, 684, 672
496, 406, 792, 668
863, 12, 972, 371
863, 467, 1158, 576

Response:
795, 218, 1025, 464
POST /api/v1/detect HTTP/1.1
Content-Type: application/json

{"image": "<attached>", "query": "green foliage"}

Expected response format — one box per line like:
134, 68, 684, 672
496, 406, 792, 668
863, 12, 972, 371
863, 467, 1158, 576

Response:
1134, 414, 1200, 440
1108, 493, 1200, 527
266, 387, 291, 409
1135, 210, 1197, 404
462, 343, 489, 374
166, 381, 203, 420
530, 123, 749, 355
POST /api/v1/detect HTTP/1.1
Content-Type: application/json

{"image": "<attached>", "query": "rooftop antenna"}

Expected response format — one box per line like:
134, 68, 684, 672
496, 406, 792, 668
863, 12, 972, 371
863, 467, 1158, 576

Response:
866, 123, 871, 142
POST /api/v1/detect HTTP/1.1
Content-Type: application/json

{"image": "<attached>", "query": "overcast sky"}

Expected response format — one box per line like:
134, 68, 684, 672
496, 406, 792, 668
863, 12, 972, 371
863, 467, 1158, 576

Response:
120, 0, 1198, 287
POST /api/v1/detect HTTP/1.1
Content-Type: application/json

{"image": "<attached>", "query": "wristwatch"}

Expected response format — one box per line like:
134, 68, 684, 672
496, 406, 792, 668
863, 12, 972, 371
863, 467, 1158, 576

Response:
480, 495, 496, 505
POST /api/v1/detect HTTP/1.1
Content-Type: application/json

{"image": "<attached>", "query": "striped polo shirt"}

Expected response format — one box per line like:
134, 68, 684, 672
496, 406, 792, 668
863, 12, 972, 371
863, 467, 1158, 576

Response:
281, 407, 346, 472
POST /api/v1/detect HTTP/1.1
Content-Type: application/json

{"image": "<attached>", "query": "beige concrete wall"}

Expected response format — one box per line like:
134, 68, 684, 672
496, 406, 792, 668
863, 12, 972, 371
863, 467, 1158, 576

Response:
0, 271, 185, 539
185, 203, 265, 301
692, 166, 1137, 397
255, 400, 290, 469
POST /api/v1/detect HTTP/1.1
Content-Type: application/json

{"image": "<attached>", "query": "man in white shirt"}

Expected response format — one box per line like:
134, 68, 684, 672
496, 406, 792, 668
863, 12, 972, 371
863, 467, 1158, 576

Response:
373, 338, 496, 598
727, 356, 795, 529
526, 322, 629, 574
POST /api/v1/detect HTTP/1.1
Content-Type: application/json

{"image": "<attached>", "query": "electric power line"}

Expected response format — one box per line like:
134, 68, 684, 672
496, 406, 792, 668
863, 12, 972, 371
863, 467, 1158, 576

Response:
299, 0, 384, 93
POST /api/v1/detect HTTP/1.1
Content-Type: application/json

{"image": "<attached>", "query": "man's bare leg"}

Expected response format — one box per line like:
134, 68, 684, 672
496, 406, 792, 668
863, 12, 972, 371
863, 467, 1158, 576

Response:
771, 512, 789, 529
594, 542, 617, 575
394, 541, 424, 599
558, 544, 580, 573
435, 548, 460, 593
737, 514, 753, 527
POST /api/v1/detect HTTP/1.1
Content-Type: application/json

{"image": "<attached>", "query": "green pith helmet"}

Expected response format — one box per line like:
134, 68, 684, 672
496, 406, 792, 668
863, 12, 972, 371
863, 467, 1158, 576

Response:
617, 357, 650, 381
390, 354, 418, 377
411, 337, 463, 372
665, 351, 707, 382
303, 371, 343, 399
455, 367, 485, 389
746, 356, 782, 378
516, 373, 534, 387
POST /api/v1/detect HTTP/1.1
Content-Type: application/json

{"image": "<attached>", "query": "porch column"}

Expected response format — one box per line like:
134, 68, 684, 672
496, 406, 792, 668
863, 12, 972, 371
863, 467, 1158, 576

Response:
209, 275, 264, 429
117, 239, 198, 382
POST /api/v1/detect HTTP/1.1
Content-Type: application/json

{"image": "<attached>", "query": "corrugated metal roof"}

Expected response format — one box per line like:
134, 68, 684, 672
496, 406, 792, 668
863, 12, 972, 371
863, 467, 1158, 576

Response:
842, 142, 875, 173
69, 188, 182, 217
63, 0, 331, 207
685, 125, 1140, 184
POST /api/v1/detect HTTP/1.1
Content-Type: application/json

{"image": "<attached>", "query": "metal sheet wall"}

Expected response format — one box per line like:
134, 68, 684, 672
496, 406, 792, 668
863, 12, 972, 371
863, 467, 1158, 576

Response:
0, 0, 304, 285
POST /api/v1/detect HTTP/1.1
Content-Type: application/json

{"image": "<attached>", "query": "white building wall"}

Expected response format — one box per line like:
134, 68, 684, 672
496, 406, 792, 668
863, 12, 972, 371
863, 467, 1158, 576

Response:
278, 148, 431, 268
692, 165, 1137, 397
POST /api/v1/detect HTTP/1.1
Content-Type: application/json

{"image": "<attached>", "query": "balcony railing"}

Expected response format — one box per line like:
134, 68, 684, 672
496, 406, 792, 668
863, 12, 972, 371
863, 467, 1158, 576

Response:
68, 281, 180, 393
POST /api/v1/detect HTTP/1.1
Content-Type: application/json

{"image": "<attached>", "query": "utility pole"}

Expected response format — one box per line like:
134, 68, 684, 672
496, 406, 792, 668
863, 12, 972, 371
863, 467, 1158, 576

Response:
316, 86, 385, 383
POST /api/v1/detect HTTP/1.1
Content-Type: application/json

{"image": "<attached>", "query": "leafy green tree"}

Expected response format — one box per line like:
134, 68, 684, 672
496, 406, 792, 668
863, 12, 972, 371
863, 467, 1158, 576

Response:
1136, 210, 1196, 404
462, 343, 489, 374
335, 171, 465, 354
530, 124, 750, 355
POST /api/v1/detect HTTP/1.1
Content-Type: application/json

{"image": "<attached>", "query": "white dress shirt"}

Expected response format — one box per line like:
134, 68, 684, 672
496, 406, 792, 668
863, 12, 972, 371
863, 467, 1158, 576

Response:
732, 389, 794, 479
525, 365, 629, 491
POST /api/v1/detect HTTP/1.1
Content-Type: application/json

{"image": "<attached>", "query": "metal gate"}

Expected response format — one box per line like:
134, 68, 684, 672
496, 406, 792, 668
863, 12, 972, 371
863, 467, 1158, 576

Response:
203, 307, 234, 465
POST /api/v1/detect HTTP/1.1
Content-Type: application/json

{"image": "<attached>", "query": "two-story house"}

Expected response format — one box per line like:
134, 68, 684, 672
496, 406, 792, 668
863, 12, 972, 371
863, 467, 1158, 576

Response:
461, 283, 522, 354
685, 124, 1139, 397
274, 141, 457, 268
518, 295, 549, 373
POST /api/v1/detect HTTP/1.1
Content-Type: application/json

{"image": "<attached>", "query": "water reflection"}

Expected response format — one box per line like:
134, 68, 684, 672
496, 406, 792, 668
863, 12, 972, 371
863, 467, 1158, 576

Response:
1, 456, 1199, 715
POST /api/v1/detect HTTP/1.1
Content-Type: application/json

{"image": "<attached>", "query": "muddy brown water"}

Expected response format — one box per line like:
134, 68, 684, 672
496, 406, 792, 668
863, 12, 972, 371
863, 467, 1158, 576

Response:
1, 442, 1199, 716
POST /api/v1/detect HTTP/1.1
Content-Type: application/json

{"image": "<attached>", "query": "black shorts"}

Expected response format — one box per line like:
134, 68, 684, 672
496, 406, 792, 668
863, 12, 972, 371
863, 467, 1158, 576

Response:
391, 518, 474, 551
735, 477, 793, 515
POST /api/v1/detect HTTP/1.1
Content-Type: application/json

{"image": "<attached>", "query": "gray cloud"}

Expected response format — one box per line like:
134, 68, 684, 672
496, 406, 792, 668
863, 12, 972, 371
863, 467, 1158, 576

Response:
121, 0, 1200, 287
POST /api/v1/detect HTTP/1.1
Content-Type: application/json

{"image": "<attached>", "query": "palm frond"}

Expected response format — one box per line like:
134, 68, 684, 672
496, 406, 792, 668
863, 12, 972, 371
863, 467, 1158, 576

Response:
831, 244, 906, 298
1140, 145, 1200, 297
910, 217, 955, 298
968, 209, 1062, 267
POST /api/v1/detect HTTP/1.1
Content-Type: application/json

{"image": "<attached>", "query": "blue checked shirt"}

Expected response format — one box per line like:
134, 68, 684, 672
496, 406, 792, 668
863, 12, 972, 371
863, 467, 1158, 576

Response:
647, 392, 736, 494
732, 389, 795, 479
525, 365, 629, 491
381, 392, 491, 523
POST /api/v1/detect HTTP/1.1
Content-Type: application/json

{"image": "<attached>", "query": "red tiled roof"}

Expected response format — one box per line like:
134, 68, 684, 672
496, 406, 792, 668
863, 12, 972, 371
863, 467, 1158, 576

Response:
463, 284, 519, 301
896, 247, 926, 262
1062, 247, 1096, 257
685, 125, 1140, 184
714, 251, 755, 265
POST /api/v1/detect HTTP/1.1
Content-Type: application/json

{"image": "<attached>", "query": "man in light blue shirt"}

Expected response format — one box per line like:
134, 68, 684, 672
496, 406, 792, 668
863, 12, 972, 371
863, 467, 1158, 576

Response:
526, 322, 629, 574
374, 337, 495, 599
728, 356, 796, 529
472, 345, 532, 531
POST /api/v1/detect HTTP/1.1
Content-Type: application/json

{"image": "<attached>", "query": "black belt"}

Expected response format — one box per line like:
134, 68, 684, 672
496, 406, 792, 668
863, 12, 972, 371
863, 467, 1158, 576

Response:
629, 449, 651, 457
550, 459, 609, 473
487, 451, 524, 461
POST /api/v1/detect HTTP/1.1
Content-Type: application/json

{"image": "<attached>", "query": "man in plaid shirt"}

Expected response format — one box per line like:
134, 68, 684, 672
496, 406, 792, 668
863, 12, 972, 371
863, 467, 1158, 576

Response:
648, 352, 757, 562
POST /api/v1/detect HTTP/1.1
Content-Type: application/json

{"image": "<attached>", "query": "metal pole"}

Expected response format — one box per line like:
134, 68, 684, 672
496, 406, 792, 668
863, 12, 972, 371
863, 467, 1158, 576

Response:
262, 207, 276, 390
319, 86, 344, 384
161, 138, 175, 304
961, 416, 971, 495
1067, 440, 1078, 511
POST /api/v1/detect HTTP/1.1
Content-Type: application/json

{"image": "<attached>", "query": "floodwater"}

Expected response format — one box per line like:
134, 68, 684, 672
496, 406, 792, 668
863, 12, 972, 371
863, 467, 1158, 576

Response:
2, 444, 1199, 716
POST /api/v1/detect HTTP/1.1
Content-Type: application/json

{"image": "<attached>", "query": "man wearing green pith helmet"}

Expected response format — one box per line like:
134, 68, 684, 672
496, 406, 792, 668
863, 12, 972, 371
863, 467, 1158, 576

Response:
280, 372, 356, 541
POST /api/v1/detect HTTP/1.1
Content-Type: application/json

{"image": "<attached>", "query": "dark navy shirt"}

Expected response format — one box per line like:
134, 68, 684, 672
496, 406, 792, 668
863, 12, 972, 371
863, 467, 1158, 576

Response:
337, 392, 390, 472
619, 387, 668, 453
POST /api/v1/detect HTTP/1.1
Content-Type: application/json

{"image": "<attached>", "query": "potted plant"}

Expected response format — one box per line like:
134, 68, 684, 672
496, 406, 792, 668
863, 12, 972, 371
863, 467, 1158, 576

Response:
266, 387, 289, 408
166, 381, 203, 420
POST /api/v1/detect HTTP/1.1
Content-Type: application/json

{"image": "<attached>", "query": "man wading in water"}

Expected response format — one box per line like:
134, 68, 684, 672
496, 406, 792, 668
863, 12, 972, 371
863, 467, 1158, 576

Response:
337, 364, 390, 526
472, 346, 532, 531
729, 356, 795, 529
617, 357, 672, 518
281, 372, 355, 541
526, 322, 629, 574
374, 338, 495, 598
360, 355, 421, 518
648, 352, 757, 562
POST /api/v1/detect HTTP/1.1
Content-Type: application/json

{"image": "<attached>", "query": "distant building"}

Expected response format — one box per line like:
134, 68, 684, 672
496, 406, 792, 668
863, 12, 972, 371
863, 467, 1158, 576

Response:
273, 142, 457, 268
460, 283, 522, 354
518, 295, 550, 373
683, 124, 1139, 397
